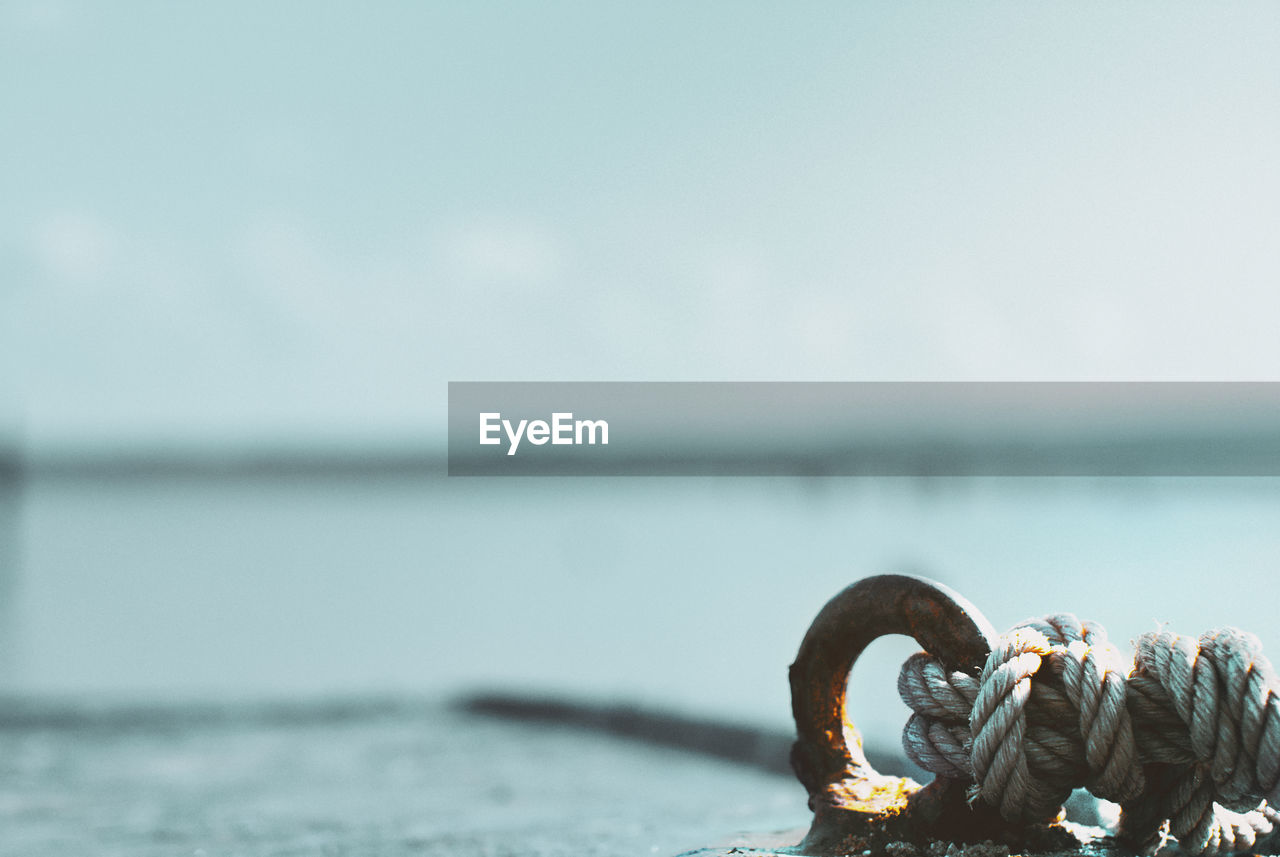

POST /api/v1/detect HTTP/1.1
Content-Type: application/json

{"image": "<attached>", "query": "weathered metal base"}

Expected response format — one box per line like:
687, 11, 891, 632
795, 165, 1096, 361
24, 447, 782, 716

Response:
677, 822, 1118, 857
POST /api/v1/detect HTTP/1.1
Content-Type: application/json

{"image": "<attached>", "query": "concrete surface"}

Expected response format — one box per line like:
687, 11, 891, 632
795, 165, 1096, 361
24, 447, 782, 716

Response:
0, 697, 808, 856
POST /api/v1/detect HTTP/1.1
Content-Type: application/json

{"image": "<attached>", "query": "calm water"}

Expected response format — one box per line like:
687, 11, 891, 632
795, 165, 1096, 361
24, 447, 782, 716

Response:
10, 474, 1280, 743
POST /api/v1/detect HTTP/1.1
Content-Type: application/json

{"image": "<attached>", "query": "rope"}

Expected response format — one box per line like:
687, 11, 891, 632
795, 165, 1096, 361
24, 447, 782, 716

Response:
897, 614, 1280, 856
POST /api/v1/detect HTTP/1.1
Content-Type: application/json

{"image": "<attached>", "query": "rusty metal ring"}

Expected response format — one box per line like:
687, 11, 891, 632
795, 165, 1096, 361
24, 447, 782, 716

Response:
788, 574, 1001, 853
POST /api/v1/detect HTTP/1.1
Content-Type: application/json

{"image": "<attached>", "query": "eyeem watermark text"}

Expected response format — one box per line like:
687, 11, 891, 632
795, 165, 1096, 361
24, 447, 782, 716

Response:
479, 412, 609, 456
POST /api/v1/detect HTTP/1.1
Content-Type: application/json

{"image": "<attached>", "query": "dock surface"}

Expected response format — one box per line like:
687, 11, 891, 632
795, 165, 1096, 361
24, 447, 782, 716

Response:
0, 697, 806, 856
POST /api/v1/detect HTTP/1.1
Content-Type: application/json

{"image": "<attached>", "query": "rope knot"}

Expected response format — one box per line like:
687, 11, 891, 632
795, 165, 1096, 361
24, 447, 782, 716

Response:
898, 614, 1280, 856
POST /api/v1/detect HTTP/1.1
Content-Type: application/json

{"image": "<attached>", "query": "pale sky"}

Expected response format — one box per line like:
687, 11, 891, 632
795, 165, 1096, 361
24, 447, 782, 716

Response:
6, 2, 1280, 449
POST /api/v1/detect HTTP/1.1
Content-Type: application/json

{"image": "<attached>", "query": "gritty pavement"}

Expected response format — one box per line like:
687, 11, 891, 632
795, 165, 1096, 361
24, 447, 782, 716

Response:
0, 697, 808, 857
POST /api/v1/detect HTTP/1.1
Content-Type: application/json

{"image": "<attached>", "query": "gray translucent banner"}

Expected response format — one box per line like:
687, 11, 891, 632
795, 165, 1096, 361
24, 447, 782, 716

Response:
447, 382, 1280, 476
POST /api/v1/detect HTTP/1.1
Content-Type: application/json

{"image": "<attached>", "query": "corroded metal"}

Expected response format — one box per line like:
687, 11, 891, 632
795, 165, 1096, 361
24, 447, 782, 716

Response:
789, 574, 1076, 854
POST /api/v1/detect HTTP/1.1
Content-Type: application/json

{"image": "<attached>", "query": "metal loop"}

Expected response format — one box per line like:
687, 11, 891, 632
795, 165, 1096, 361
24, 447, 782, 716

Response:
788, 574, 1001, 853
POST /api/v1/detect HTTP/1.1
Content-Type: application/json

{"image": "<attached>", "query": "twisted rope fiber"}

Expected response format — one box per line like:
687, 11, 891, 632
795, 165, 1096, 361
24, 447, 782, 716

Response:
898, 614, 1280, 856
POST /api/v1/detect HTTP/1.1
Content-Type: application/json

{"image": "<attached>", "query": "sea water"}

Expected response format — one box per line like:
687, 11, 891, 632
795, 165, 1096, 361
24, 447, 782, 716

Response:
10, 474, 1280, 747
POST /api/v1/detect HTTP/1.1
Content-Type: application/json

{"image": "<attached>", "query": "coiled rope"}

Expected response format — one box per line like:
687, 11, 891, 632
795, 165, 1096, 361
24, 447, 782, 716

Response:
898, 615, 1280, 856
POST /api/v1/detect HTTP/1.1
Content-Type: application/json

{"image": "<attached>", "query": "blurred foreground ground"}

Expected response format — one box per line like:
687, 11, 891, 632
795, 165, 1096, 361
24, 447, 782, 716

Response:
0, 697, 806, 857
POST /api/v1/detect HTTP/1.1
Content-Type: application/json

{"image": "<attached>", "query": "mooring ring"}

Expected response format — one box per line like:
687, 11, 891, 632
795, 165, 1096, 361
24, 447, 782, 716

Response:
788, 573, 997, 820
